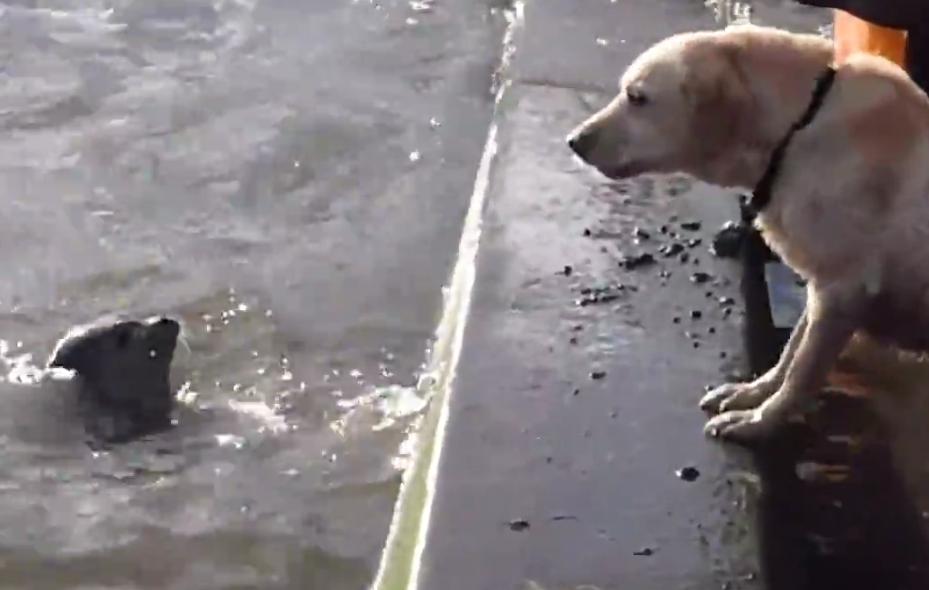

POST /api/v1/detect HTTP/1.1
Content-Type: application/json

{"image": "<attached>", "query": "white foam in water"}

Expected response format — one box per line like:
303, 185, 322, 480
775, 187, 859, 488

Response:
215, 434, 246, 449
0, 340, 47, 386
704, 0, 753, 25
176, 381, 199, 405
227, 399, 288, 434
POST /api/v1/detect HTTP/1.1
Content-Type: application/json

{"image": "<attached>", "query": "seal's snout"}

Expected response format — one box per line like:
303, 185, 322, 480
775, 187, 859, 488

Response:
147, 317, 181, 345
154, 317, 178, 329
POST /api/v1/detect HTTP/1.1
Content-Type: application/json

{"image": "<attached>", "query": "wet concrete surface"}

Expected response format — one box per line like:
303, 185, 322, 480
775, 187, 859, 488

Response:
0, 0, 508, 587
420, 81, 759, 590
414, 1, 929, 589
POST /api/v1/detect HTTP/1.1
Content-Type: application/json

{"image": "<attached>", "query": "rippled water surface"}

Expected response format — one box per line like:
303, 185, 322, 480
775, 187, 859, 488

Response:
0, 0, 505, 587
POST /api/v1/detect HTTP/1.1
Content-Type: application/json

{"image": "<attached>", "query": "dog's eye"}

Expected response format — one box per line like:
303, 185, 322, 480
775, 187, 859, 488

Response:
627, 87, 648, 106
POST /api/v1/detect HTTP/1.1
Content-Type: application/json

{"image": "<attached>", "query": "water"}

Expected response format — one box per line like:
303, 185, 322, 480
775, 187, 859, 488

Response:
0, 0, 506, 587
703, 0, 829, 33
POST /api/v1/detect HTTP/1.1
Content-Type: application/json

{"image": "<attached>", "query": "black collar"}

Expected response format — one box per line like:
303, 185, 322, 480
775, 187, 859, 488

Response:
749, 66, 838, 213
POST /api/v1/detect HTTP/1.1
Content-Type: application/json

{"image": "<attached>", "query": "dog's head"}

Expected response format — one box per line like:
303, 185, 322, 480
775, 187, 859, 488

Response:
567, 31, 751, 184
49, 316, 181, 442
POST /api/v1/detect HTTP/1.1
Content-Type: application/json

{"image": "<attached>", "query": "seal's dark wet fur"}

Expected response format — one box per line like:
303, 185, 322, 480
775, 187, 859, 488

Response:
49, 317, 180, 444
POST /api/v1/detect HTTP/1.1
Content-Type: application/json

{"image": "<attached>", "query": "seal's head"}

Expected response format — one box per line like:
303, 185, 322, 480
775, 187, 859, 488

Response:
48, 317, 181, 443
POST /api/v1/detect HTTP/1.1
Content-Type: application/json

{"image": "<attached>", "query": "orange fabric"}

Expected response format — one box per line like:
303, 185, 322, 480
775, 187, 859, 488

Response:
833, 10, 907, 66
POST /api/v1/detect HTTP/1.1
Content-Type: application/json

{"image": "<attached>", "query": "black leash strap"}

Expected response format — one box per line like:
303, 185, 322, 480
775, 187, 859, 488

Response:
749, 66, 837, 213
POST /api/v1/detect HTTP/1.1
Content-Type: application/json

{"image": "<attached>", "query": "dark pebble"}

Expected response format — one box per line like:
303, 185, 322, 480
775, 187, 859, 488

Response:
660, 243, 685, 257
573, 388, 580, 396
693, 342, 701, 349
569, 337, 578, 345
691, 272, 713, 284
563, 265, 573, 277
633, 227, 651, 240
720, 351, 728, 359
508, 520, 530, 532
620, 253, 656, 270
673, 317, 681, 324
681, 220, 702, 231
577, 285, 624, 307
708, 327, 716, 334
679, 252, 690, 263
633, 547, 655, 557
583, 228, 592, 237
578, 293, 621, 307
691, 310, 703, 320
723, 308, 733, 318
591, 371, 607, 380
676, 466, 701, 482
659, 225, 669, 234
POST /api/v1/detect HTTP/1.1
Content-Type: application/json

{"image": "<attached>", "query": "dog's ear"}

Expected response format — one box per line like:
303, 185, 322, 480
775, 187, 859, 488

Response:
682, 42, 753, 156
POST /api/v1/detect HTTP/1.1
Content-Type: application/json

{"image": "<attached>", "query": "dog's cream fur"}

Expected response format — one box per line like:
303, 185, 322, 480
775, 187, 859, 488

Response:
568, 25, 929, 443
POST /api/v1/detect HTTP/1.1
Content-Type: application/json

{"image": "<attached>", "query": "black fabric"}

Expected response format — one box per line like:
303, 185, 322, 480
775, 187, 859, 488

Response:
796, 0, 927, 31
749, 67, 838, 213
796, 0, 929, 93
906, 28, 929, 93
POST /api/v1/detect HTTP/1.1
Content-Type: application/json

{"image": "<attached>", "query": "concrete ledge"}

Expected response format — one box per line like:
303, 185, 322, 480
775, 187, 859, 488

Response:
417, 81, 756, 590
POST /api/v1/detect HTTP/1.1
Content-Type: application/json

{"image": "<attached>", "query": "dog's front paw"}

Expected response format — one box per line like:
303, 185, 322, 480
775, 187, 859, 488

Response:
703, 409, 778, 444
699, 381, 775, 414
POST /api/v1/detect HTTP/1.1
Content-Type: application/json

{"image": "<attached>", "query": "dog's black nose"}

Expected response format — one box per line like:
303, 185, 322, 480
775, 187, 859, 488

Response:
567, 127, 598, 159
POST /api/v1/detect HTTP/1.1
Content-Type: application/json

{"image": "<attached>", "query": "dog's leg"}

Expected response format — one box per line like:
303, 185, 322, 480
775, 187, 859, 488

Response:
700, 310, 809, 413
704, 284, 863, 443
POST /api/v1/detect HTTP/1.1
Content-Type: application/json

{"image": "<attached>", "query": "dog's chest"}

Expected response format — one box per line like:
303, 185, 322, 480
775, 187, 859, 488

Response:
755, 216, 817, 280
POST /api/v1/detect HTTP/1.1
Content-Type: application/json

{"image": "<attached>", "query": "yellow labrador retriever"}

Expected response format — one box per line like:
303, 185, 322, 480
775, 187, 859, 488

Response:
568, 25, 929, 444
